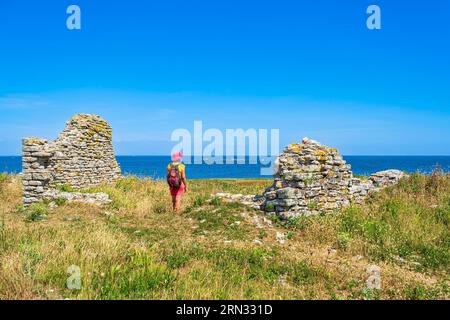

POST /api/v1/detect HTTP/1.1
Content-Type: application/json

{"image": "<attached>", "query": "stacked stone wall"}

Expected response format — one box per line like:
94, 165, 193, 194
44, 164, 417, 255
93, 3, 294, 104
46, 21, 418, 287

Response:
259, 138, 406, 219
22, 114, 121, 205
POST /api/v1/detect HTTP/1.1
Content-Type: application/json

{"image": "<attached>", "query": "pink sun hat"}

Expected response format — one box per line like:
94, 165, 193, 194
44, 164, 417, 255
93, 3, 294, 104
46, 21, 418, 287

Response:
172, 152, 183, 162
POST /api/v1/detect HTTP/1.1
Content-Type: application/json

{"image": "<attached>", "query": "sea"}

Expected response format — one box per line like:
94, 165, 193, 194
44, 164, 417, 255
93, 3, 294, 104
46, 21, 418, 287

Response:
1, 156, 450, 180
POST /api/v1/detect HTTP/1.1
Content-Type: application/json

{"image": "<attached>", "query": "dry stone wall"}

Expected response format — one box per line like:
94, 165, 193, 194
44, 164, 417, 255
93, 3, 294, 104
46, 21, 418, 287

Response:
260, 138, 406, 218
261, 138, 353, 218
22, 114, 121, 205
214, 137, 406, 219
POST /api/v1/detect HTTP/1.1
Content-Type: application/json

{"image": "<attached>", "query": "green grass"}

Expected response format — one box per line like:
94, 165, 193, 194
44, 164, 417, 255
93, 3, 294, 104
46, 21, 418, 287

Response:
336, 173, 450, 271
0, 173, 9, 184
55, 183, 77, 193
89, 249, 175, 299
185, 200, 251, 241
24, 203, 50, 222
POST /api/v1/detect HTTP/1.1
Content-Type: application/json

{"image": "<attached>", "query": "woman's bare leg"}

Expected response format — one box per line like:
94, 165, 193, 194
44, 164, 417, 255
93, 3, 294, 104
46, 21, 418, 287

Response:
175, 195, 182, 211
171, 195, 177, 210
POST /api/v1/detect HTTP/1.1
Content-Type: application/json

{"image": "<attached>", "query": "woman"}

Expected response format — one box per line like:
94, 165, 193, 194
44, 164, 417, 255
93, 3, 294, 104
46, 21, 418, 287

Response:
167, 152, 188, 211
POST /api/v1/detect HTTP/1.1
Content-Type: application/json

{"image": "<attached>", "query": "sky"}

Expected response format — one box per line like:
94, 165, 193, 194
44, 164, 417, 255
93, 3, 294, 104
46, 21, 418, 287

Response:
0, 0, 449, 155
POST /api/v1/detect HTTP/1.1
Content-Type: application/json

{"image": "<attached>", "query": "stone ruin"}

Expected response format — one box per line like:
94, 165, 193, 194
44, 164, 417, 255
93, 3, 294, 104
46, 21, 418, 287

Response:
215, 138, 406, 219
22, 114, 121, 206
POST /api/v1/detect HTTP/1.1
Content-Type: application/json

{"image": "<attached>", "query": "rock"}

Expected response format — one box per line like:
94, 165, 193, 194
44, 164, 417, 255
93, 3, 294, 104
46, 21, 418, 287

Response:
48, 202, 58, 209
35, 186, 44, 193
277, 274, 287, 285
32, 172, 51, 181
328, 248, 338, 256
276, 232, 286, 244
251, 216, 263, 228
370, 170, 407, 187
215, 193, 228, 198
212, 192, 265, 209
33, 152, 52, 158
276, 187, 298, 199
275, 198, 297, 207
28, 181, 42, 186
393, 256, 421, 267
42, 189, 111, 206
103, 211, 115, 217
63, 215, 81, 222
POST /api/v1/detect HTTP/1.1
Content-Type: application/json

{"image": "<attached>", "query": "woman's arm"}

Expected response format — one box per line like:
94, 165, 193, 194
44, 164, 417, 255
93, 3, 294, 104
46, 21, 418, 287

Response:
181, 171, 188, 192
166, 167, 171, 185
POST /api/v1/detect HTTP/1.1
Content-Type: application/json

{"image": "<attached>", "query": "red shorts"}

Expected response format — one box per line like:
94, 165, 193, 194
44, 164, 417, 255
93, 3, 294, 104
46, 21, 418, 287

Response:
170, 184, 185, 197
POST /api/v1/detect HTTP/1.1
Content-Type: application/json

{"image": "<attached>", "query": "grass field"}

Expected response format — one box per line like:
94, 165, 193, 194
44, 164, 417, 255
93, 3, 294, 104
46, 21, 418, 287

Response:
0, 172, 448, 299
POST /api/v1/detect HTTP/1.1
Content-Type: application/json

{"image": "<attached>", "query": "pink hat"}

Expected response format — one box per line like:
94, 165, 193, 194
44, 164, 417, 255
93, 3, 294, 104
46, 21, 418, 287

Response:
172, 152, 183, 161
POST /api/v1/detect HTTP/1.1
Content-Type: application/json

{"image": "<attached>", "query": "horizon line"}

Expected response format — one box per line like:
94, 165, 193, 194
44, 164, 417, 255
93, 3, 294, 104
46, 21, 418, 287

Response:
2, 154, 450, 157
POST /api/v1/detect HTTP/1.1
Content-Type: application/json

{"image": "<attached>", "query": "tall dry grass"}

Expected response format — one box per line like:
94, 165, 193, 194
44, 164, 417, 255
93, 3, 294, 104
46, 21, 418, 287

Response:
0, 174, 448, 300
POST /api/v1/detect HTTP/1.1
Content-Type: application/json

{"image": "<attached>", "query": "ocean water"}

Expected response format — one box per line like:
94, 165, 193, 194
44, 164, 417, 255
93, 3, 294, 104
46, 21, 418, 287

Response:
1, 156, 449, 179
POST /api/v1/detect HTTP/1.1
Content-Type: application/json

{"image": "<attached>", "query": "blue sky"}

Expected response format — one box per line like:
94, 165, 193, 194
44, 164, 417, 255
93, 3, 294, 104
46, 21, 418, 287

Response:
0, 0, 449, 155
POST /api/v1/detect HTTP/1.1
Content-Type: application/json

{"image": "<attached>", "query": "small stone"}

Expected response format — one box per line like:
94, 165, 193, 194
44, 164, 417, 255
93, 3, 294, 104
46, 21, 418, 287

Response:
277, 274, 287, 285
276, 232, 286, 244
276, 187, 297, 199
328, 248, 337, 256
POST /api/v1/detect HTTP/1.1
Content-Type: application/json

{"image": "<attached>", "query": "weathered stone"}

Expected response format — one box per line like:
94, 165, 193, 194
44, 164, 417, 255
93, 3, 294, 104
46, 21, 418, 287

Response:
22, 114, 121, 206
32, 172, 51, 181
275, 198, 297, 207
276, 187, 298, 199
35, 187, 44, 193
264, 191, 277, 200
22, 146, 42, 152
370, 170, 406, 188
32, 152, 52, 158
42, 190, 111, 206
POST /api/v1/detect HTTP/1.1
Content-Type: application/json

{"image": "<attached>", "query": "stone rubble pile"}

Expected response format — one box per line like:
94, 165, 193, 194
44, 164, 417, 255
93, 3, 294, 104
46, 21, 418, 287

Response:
43, 189, 112, 206
211, 193, 264, 210
370, 170, 406, 188
214, 138, 407, 219
350, 169, 406, 204
22, 114, 121, 205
